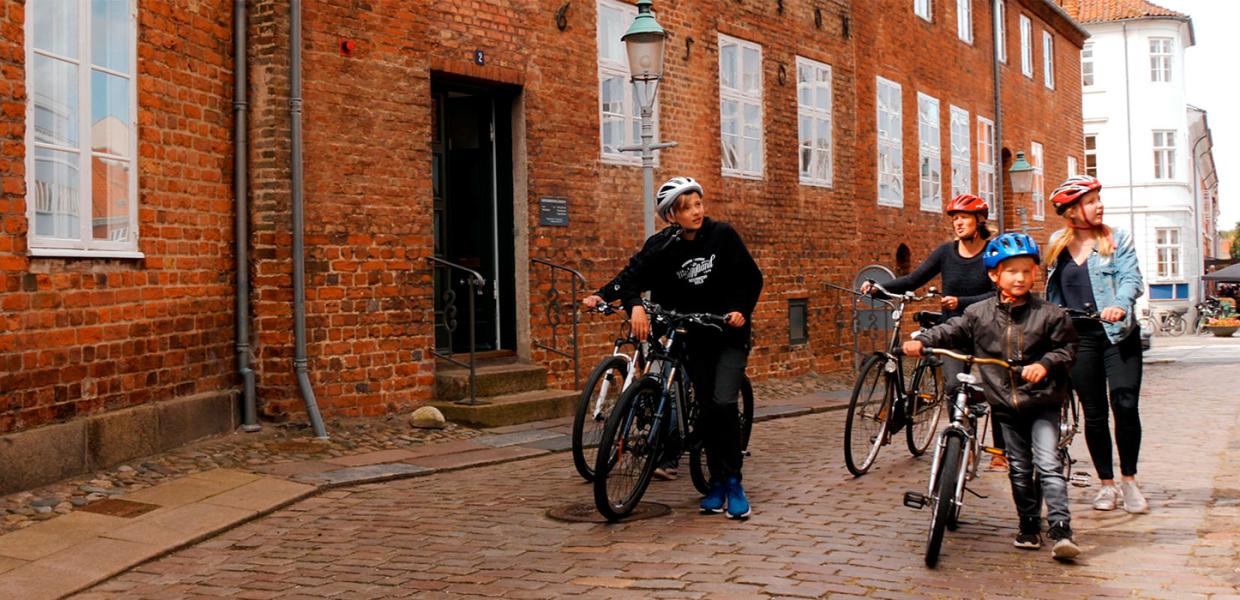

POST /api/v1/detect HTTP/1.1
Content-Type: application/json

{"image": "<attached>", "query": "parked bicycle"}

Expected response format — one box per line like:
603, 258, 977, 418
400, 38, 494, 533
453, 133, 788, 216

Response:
1194, 296, 1233, 334
571, 303, 649, 483
1138, 306, 1187, 337
592, 302, 753, 521
829, 282, 944, 477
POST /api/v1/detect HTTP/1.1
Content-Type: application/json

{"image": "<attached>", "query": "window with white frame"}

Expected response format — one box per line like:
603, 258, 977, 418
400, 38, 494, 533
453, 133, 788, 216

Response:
977, 116, 996, 206
1153, 130, 1176, 179
1081, 43, 1094, 87
27, 0, 138, 255
918, 93, 942, 212
719, 34, 763, 178
1155, 228, 1181, 279
950, 106, 970, 198
1030, 141, 1045, 220
796, 57, 832, 187
1084, 133, 1098, 177
1042, 31, 1054, 88
957, 0, 972, 43
995, 1, 1007, 63
876, 77, 903, 207
597, 0, 651, 164
1020, 15, 1033, 78
1149, 37, 1172, 82
915, 0, 932, 21
1068, 155, 1078, 177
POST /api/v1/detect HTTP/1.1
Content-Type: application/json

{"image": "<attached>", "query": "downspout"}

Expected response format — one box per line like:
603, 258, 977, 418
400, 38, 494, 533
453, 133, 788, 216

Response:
234, 0, 259, 432
291, 0, 328, 439
1122, 24, 1136, 236
992, 0, 1005, 232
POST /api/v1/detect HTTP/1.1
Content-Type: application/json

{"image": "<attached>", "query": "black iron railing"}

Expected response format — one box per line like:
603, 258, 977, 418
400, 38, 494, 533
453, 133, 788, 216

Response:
531, 257, 586, 390
428, 256, 487, 405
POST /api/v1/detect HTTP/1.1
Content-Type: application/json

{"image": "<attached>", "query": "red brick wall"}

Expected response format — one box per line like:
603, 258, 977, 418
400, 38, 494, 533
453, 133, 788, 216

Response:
0, 0, 238, 434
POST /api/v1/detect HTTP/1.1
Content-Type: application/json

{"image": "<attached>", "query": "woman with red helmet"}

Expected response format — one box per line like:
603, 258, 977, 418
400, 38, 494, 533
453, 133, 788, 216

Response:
1044, 175, 1149, 514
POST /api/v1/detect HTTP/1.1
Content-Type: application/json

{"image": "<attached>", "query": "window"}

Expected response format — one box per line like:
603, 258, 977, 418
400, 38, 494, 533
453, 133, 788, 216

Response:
918, 93, 942, 212
788, 299, 809, 345
1153, 130, 1176, 179
719, 34, 763, 178
876, 77, 903, 207
1042, 31, 1055, 88
597, 0, 652, 164
995, 1, 1007, 63
796, 57, 833, 187
977, 116, 996, 206
1030, 141, 1044, 220
1020, 15, 1033, 78
1155, 228, 1181, 279
1149, 283, 1189, 300
915, 0, 932, 21
950, 106, 970, 198
27, 0, 138, 255
957, 0, 972, 43
1150, 37, 1172, 82
1068, 155, 1078, 177
1081, 43, 1094, 87
1084, 134, 1098, 177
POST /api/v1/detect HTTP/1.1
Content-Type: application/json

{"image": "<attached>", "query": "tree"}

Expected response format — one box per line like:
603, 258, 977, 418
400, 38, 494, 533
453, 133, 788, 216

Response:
1232, 222, 1240, 260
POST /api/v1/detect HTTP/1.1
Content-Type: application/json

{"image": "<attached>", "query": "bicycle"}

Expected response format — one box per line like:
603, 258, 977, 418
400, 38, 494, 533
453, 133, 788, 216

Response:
829, 282, 944, 477
1138, 306, 1187, 337
592, 302, 754, 521
1194, 296, 1231, 334
1057, 306, 1102, 488
571, 303, 649, 483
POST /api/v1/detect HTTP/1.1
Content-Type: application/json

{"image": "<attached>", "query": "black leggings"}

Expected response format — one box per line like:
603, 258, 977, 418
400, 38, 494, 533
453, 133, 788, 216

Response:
685, 343, 748, 482
1071, 322, 1143, 480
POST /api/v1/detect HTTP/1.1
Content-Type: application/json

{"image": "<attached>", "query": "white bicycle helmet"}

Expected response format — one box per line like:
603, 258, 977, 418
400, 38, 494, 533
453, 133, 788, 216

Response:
655, 176, 703, 221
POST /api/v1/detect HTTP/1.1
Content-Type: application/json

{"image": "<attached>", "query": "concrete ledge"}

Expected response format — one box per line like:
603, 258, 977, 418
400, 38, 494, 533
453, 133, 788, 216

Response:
431, 388, 578, 428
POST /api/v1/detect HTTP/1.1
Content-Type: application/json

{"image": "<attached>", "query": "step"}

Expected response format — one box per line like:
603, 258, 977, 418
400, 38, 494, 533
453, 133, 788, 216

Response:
430, 388, 580, 429
433, 360, 548, 403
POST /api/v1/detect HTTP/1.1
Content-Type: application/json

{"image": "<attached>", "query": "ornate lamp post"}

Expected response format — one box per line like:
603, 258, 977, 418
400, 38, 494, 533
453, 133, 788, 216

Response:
1008, 150, 1035, 234
619, 0, 676, 238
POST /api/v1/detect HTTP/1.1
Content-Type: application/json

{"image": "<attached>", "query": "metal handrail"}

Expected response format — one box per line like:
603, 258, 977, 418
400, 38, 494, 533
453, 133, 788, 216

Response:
531, 257, 586, 390
427, 256, 487, 405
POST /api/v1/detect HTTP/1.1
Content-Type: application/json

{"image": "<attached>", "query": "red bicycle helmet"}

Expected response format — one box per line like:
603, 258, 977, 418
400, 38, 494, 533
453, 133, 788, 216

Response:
1050, 175, 1102, 215
945, 193, 989, 217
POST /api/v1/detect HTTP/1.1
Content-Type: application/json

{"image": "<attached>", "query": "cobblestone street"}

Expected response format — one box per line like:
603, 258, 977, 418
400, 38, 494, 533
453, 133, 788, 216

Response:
74, 350, 1240, 599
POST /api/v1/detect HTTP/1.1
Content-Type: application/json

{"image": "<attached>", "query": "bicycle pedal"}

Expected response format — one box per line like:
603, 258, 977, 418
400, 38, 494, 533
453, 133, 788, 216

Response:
903, 491, 927, 509
981, 446, 1005, 457
1070, 472, 1091, 487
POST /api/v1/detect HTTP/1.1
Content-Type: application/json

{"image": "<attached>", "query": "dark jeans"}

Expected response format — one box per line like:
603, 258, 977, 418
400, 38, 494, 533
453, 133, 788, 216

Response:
940, 358, 1005, 451
1071, 321, 1143, 480
1000, 405, 1071, 528
685, 343, 748, 482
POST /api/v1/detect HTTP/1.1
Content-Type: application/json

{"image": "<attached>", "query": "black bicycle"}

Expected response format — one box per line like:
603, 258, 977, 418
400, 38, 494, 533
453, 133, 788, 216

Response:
592, 303, 754, 521
571, 303, 649, 483
831, 282, 944, 477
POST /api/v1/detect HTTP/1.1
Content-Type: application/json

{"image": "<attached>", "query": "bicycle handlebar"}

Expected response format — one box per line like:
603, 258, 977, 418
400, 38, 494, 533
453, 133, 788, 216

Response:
865, 281, 940, 303
896, 346, 1022, 373
642, 301, 728, 332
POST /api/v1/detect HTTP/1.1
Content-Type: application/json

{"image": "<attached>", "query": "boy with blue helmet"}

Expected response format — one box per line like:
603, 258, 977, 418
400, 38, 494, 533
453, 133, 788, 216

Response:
904, 232, 1083, 560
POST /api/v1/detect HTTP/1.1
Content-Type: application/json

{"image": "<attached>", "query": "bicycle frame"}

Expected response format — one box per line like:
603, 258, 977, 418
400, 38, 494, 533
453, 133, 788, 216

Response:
590, 336, 646, 421
924, 371, 986, 514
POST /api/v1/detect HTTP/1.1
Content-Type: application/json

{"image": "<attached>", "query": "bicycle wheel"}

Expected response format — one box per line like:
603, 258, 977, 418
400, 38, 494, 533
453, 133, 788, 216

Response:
906, 361, 943, 456
1138, 317, 1157, 336
593, 377, 665, 521
740, 375, 755, 452
572, 355, 630, 483
844, 354, 893, 477
689, 376, 755, 495
925, 434, 964, 568
1167, 313, 1187, 336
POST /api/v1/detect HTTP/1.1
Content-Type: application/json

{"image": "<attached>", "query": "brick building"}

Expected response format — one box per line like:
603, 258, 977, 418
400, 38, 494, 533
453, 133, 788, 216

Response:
1, 0, 1085, 492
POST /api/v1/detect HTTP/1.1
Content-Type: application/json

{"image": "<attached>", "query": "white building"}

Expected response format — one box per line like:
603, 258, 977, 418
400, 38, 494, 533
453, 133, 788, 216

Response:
1070, 0, 1220, 320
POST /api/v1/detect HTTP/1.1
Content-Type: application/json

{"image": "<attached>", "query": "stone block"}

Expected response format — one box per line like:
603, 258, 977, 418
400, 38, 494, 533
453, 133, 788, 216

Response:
157, 391, 238, 449
86, 406, 160, 470
0, 421, 86, 496
200, 477, 315, 513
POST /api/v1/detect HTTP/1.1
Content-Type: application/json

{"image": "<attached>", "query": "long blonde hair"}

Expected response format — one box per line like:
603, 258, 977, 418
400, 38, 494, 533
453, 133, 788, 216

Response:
1045, 204, 1115, 266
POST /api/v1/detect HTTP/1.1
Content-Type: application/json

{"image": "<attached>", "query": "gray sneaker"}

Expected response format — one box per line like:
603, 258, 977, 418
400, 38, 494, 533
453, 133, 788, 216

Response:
1092, 485, 1119, 511
1120, 480, 1149, 514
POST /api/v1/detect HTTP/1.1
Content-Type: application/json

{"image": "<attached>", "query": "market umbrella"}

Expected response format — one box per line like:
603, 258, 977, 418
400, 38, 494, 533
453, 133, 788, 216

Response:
1203, 262, 1240, 282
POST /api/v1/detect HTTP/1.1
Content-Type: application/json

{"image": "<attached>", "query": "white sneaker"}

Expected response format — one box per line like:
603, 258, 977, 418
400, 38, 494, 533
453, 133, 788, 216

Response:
1120, 480, 1149, 514
1092, 485, 1119, 511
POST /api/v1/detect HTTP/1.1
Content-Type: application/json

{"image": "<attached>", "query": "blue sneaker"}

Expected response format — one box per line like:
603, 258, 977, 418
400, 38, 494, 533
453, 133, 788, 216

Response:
725, 476, 751, 520
699, 479, 726, 514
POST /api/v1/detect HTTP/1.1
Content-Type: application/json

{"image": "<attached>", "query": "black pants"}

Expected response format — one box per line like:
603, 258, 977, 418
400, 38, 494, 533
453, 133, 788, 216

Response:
685, 343, 748, 482
941, 358, 1005, 451
1071, 321, 1143, 480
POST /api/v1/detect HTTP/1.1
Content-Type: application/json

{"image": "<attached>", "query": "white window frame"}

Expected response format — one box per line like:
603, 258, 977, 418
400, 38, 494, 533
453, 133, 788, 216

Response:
876, 76, 904, 208
1067, 155, 1078, 177
796, 56, 833, 188
1155, 227, 1181, 280
995, 1, 1007, 63
1149, 37, 1173, 83
917, 92, 942, 213
597, 0, 657, 166
977, 116, 996, 206
915, 0, 932, 22
718, 34, 764, 179
949, 105, 970, 198
26, 0, 140, 257
1030, 141, 1045, 221
1153, 129, 1176, 180
1042, 31, 1055, 89
1081, 42, 1094, 87
1020, 15, 1033, 78
1084, 133, 1098, 177
957, 0, 972, 43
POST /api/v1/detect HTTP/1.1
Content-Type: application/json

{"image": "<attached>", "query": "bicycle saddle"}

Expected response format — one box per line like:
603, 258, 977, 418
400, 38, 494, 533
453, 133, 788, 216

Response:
913, 311, 943, 329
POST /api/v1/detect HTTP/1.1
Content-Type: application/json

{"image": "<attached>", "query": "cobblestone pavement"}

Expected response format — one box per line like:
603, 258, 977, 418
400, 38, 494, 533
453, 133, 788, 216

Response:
74, 360, 1240, 599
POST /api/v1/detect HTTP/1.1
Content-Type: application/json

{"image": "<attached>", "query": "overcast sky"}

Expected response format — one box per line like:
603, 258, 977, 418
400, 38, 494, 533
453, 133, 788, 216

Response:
1152, 0, 1239, 230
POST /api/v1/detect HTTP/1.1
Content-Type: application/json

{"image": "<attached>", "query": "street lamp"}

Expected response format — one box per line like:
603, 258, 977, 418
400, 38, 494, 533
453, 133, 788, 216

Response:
1008, 150, 1036, 234
619, 0, 676, 239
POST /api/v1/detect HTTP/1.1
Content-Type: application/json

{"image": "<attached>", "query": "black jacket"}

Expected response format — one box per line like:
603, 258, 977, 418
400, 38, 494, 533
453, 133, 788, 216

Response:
916, 295, 1079, 414
597, 218, 763, 347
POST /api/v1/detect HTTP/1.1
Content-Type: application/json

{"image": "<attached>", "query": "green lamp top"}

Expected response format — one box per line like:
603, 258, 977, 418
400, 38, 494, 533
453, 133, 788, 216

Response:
1009, 151, 1034, 173
622, 0, 665, 41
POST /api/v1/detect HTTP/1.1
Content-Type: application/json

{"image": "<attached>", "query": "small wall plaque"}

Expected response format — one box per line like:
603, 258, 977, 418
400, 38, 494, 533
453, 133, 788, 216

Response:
539, 197, 569, 227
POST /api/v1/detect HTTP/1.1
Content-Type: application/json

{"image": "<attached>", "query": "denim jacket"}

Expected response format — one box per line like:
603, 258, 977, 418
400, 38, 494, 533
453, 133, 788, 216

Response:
1045, 227, 1144, 344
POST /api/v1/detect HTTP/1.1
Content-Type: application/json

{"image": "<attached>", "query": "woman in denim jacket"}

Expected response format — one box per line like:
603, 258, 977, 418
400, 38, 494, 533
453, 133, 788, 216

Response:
1044, 176, 1149, 514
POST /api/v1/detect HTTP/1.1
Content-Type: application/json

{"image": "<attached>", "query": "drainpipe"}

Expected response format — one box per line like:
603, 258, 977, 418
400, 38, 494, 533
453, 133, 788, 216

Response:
992, 0, 1005, 232
234, 0, 259, 432
1122, 24, 1136, 236
291, 0, 328, 439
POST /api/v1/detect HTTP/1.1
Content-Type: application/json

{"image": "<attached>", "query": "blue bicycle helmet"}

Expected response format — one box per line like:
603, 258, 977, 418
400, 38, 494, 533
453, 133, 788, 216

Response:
983, 232, 1041, 269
